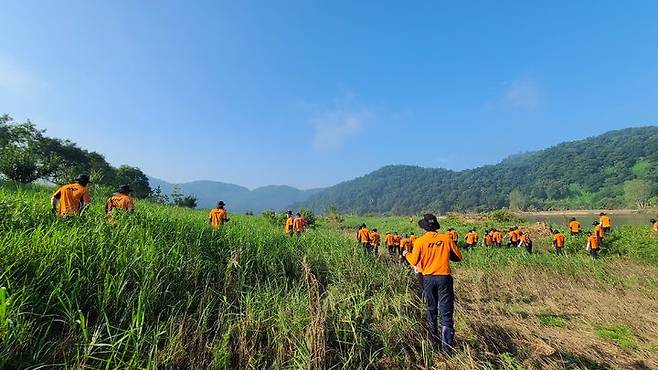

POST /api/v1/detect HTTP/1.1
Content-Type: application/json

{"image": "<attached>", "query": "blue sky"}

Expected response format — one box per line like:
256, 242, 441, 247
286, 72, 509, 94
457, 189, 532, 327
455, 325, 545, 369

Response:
2, 1, 657, 189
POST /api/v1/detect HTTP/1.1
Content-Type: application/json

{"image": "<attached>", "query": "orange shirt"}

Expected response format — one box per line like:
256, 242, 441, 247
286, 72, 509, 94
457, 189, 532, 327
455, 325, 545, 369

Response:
284, 217, 294, 233
508, 231, 518, 242
569, 220, 581, 232
53, 183, 91, 216
293, 217, 305, 232
406, 231, 462, 276
493, 231, 502, 243
465, 231, 478, 244
484, 233, 493, 245
519, 234, 529, 244
587, 235, 600, 249
358, 228, 371, 243
410, 235, 417, 243
105, 193, 134, 213
400, 238, 414, 252
393, 235, 401, 245
370, 232, 381, 246
594, 224, 605, 238
385, 234, 395, 246
654, 221, 658, 231
209, 208, 227, 228
553, 233, 565, 247
447, 230, 458, 242
600, 215, 611, 228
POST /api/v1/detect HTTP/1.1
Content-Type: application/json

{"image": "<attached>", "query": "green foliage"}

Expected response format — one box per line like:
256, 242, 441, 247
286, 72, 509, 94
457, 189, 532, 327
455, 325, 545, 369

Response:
593, 324, 637, 349
538, 313, 566, 327
508, 189, 527, 211
299, 208, 316, 228
298, 127, 658, 213
114, 165, 152, 199
623, 179, 654, 208
489, 209, 524, 224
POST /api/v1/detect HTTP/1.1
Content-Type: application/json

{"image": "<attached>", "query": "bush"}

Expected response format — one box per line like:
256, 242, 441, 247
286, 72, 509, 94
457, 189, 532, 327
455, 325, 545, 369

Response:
489, 209, 525, 224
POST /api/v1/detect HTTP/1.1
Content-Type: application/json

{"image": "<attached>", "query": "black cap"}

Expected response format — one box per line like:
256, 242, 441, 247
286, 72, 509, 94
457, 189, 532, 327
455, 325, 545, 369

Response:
217, 201, 226, 207
75, 174, 90, 184
117, 184, 131, 194
592, 221, 599, 225
418, 213, 440, 231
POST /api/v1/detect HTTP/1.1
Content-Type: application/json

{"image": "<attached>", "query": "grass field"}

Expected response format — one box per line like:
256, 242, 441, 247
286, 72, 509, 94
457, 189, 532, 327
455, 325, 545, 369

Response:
1, 182, 657, 369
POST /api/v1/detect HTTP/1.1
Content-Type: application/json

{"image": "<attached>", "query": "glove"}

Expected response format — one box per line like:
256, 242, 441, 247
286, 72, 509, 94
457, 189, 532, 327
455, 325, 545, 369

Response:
402, 250, 408, 257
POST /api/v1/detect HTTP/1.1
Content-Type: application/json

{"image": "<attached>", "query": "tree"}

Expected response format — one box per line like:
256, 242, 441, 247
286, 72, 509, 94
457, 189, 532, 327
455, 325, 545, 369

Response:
174, 195, 198, 208
148, 185, 169, 204
623, 179, 653, 209
0, 116, 58, 183
115, 165, 152, 198
508, 189, 528, 211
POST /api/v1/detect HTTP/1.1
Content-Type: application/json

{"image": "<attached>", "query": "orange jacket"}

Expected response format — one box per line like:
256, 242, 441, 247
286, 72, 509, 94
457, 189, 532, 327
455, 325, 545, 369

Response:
358, 228, 371, 243
569, 220, 581, 232
52, 183, 91, 216
385, 233, 395, 246
492, 231, 502, 243
587, 235, 600, 249
209, 208, 227, 228
105, 193, 134, 213
370, 232, 381, 246
594, 224, 605, 238
600, 215, 611, 228
293, 217, 305, 232
465, 231, 478, 244
393, 235, 401, 245
406, 231, 462, 276
553, 233, 565, 247
285, 217, 294, 233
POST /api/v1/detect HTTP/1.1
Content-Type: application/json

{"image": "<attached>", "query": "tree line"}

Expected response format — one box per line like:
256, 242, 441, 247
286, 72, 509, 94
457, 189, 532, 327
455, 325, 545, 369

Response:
0, 114, 198, 207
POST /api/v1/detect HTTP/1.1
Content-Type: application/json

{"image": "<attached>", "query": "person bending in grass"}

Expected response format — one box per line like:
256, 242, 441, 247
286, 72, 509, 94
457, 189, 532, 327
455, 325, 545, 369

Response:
593, 221, 605, 246
51, 174, 92, 217
492, 229, 503, 247
370, 228, 381, 256
105, 184, 135, 214
357, 224, 372, 256
464, 229, 478, 249
552, 229, 565, 255
404, 214, 462, 353
586, 231, 600, 259
208, 201, 229, 229
519, 232, 532, 254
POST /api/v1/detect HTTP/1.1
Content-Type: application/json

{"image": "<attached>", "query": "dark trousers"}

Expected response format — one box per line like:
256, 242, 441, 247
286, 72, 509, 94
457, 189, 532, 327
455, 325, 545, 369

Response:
590, 248, 600, 259
570, 231, 580, 236
422, 275, 455, 351
465, 242, 475, 249
603, 227, 611, 233
417, 272, 424, 298
554, 246, 564, 255
362, 243, 371, 256
388, 245, 395, 256
525, 244, 532, 254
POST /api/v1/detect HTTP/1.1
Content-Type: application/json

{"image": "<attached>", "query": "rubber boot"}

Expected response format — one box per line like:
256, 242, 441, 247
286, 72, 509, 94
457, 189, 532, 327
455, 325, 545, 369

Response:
440, 326, 455, 354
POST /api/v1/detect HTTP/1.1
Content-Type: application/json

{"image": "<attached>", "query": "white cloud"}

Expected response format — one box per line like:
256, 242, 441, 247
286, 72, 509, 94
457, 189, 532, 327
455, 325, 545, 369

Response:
0, 57, 39, 95
487, 78, 541, 112
312, 108, 373, 151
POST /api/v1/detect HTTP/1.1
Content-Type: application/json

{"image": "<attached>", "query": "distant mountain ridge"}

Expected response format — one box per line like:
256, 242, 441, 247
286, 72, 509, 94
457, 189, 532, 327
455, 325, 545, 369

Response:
295, 126, 658, 214
148, 177, 323, 212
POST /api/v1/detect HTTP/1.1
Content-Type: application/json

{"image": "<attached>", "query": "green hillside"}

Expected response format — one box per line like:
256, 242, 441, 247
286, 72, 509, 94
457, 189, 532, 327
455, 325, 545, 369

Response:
297, 127, 658, 214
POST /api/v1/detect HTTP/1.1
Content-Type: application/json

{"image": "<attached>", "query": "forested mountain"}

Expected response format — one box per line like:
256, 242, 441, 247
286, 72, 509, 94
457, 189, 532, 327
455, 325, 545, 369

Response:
296, 127, 658, 214
148, 177, 322, 211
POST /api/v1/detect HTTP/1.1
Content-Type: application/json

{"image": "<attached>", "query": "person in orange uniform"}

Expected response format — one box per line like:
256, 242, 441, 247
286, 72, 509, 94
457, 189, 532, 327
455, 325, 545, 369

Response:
492, 229, 503, 247
284, 211, 294, 235
105, 184, 135, 214
483, 229, 493, 247
293, 212, 306, 235
404, 214, 462, 352
51, 174, 92, 217
393, 232, 402, 256
552, 229, 565, 255
385, 232, 395, 256
599, 212, 612, 233
208, 201, 229, 229
568, 217, 581, 235
464, 229, 478, 249
400, 234, 413, 264
519, 232, 532, 253
370, 229, 381, 256
586, 231, 600, 258
409, 233, 417, 243
651, 219, 658, 232
507, 227, 519, 247
593, 221, 605, 245
446, 228, 459, 245
357, 224, 371, 256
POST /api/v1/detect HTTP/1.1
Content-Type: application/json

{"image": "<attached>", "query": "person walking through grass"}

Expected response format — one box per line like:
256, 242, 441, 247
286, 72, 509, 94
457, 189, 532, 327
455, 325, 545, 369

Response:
507, 227, 519, 247
599, 212, 612, 233
385, 231, 395, 256
293, 212, 305, 235
208, 201, 229, 229
447, 228, 458, 246
519, 232, 532, 253
284, 211, 294, 235
593, 221, 605, 245
483, 229, 493, 247
357, 224, 372, 256
393, 232, 402, 256
652, 218, 658, 232
586, 231, 600, 258
51, 174, 92, 217
492, 229, 503, 247
552, 229, 565, 255
404, 213, 462, 353
105, 184, 135, 214
568, 217, 581, 235
370, 228, 381, 256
